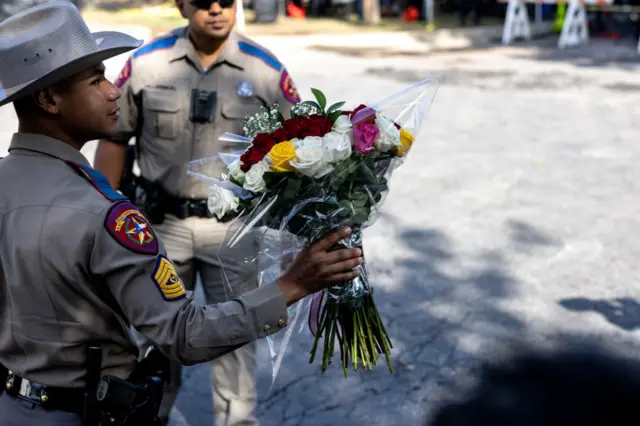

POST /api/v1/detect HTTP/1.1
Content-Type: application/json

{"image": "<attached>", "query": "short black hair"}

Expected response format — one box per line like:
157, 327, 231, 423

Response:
13, 93, 42, 120
428, 346, 640, 426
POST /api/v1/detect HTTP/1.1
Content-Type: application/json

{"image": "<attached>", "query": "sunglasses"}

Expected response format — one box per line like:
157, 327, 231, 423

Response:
190, 0, 235, 9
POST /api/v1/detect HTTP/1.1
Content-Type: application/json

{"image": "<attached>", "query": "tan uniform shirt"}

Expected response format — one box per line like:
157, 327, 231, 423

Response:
111, 27, 301, 199
0, 133, 289, 388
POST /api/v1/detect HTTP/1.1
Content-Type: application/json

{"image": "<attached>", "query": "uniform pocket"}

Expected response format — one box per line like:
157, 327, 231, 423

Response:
220, 100, 264, 122
143, 88, 180, 140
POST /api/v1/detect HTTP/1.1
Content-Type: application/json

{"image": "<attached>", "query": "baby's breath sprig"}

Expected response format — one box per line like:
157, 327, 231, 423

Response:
291, 102, 321, 118
242, 103, 284, 140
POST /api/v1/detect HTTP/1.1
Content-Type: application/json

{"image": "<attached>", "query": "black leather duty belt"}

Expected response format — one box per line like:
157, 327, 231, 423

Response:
164, 197, 213, 220
2, 368, 85, 414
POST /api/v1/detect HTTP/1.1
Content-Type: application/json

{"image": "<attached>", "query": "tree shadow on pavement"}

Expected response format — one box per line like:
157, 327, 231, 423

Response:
559, 297, 640, 332
419, 328, 640, 426
252, 218, 557, 426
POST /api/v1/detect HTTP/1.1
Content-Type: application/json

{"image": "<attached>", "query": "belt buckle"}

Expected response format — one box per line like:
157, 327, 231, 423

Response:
190, 200, 211, 218
18, 378, 48, 403
176, 201, 189, 220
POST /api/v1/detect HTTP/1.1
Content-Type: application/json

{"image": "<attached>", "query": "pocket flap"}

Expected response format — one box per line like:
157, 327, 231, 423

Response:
144, 88, 180, 113
221, 100, 264, 119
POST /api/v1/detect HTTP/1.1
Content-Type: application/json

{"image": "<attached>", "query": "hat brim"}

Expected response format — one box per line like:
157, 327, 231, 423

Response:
0, 31, 143, 107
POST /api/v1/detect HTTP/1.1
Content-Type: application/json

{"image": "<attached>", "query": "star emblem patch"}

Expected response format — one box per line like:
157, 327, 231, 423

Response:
105, 202, 158, 255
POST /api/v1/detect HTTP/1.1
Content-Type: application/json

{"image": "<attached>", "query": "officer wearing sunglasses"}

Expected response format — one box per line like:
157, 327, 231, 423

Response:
93, 0, 302, 424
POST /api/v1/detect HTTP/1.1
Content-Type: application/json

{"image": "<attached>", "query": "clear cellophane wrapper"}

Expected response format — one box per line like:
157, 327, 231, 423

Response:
187, 78, 438, 385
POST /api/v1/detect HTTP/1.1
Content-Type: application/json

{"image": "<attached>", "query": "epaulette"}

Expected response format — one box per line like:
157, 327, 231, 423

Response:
65, 160, 127, 202
237, 40, 282, 72
132, 35, 179, 60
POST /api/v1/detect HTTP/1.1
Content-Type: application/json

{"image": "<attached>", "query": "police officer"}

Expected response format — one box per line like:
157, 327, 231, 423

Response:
0, 2, 363, 426
92, 0, 302, 424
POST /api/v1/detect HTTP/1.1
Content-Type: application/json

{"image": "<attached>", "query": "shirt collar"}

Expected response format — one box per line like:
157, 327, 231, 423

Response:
8, 133, 92, 167
216, 30, 244, 70
171, 27, 244, 71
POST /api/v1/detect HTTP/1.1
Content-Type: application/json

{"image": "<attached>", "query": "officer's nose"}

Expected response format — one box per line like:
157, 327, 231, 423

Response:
106, 81, 122, 102
209, 1, 223, 13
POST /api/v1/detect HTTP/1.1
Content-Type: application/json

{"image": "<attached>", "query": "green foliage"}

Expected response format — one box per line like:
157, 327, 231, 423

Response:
311, 88, 327, 111
327, 101, 346, 114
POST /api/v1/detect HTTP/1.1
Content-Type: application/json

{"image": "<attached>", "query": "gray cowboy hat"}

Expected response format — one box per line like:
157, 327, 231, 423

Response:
0, 0, 143, 107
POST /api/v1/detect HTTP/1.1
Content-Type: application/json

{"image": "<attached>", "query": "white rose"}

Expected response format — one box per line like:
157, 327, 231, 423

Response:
294, 136, 322, 149
332, 115, 352, 133
374, 114, 401, 152
243, 160, 269, 193
207, 185, 240, 220
227, 159, 245, 184
322, 131, 352, 163
290, 137, 334, 178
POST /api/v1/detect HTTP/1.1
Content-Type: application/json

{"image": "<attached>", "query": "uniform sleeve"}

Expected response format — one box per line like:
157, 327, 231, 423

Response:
88, 201, 289, 365
109, 58, 141, 145
272, 67, 301, 120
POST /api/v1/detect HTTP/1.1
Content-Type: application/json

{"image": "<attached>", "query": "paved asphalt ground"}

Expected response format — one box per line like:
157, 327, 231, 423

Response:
4, 24, 640, 426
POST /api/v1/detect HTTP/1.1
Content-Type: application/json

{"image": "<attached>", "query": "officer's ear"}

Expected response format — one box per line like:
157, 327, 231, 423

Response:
175, 0, 188, 18
34, 88, 60, 115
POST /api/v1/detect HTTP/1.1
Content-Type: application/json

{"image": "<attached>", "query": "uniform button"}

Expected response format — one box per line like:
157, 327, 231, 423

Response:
278, 319, 286, 328
230, 335, 239, 343
264, 324, 271, 333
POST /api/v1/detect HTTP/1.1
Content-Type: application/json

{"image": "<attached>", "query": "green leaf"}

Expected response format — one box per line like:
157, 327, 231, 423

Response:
262, 171, 290, 189
326, 101, 346, 114
229, 175, 243, 188
330, 158, 359, 191
276, 110, 285, 124
299, 100, 322, 112
311, 88, 327, 111
283, 178, 302, 200
329, 110, 342, 124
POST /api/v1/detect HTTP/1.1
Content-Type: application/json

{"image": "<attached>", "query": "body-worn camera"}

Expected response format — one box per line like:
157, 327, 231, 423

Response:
189, 89, 217, 123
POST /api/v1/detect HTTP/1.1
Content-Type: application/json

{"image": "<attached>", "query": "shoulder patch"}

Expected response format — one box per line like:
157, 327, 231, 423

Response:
132, 35, 179, 60
114, 58, 132, 88
104, 201, 159, 255
237, 41, 282, 71
152, 254, 187, 301
65, 161, 127, 202
280, 69, 300, 104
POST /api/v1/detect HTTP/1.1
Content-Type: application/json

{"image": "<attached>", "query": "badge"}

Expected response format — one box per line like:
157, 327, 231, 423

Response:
152, 255, 187, 301
105, 202, 158, 255
114, 58, 131, 89
279, 69, 300, 104
237, 81, 254, 98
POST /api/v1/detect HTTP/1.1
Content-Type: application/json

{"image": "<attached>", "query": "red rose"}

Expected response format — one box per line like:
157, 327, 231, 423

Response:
252, 133, 276, 153
271, 127, 290, 143
349, 104, 368, 120
349, 104, 376, 125
283, 116, 305, 139
240, 146, 266, 172
240, 133, 276, 172
298, 114, 332, 138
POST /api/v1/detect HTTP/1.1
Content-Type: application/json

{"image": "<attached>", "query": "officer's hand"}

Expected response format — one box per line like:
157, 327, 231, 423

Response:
277, 227, 362, 306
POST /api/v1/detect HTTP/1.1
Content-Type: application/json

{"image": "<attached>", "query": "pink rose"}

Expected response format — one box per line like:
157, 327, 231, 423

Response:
353, 123, 379, 154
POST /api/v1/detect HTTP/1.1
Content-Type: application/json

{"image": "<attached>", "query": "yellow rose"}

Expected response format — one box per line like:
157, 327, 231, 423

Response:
267, 141, 296, 172
396, 129, 414, 157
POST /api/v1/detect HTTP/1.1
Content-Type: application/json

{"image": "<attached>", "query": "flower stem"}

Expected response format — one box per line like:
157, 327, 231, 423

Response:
310, 265, 394, 376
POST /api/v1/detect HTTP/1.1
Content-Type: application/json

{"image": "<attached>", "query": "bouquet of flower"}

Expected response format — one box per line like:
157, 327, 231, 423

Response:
187, 78, 437, 381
